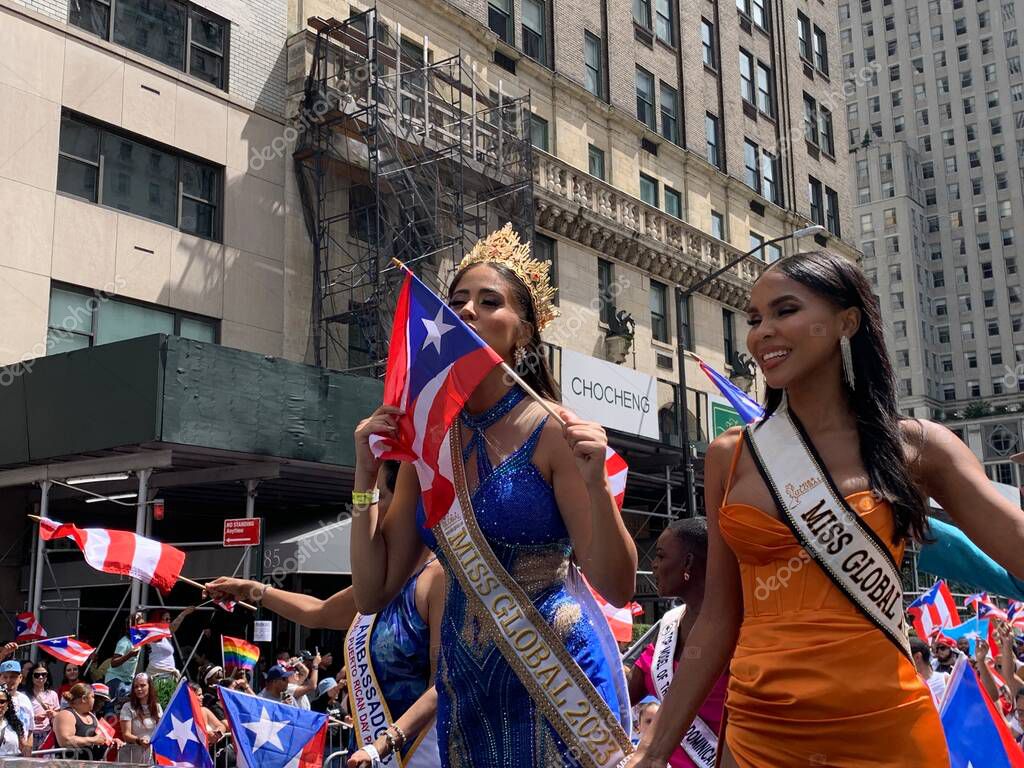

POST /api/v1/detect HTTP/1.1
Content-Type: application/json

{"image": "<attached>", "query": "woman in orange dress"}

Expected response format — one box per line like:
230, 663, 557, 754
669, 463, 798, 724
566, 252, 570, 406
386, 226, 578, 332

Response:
627, 251, 1024, 767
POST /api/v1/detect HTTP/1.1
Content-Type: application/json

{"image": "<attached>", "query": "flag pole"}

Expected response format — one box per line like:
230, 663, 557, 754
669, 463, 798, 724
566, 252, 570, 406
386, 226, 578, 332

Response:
389, 257, 568, 428
17, 634, 73, 649
179, 576, 257, 612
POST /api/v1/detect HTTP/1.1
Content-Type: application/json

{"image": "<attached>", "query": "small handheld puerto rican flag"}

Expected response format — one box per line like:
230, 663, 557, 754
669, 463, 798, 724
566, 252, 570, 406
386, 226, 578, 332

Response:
38, 637, 95, 665
129, 622, 173, 648
1007, 600, 1024, 630
908, 580, 960, 641
14, 612, 46, 642
151, 680, 214, 768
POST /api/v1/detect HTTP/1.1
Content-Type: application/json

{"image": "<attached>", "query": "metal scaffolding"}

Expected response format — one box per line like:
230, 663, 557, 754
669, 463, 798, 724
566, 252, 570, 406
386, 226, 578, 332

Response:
294, 8, 535, 374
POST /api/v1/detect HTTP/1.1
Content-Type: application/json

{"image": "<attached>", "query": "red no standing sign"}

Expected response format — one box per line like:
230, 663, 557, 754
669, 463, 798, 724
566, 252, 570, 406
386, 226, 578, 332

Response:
223, 518, 261, 547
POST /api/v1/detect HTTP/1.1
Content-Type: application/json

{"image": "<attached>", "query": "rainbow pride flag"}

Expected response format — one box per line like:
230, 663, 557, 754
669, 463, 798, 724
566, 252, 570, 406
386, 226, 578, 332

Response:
222, 634, 259, 672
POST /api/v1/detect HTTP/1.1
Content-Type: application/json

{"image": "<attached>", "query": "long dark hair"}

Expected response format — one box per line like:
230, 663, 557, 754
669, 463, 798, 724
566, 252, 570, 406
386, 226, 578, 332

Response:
28, 662, 50, 691
448, 261, 560, 402
0, 685, 24, 742
761, 251, 929, 544
128, 674, 158, 717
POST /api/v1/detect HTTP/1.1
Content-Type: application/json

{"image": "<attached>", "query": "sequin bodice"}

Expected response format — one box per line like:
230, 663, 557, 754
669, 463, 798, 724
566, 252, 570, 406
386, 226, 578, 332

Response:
415, 391, 628, 768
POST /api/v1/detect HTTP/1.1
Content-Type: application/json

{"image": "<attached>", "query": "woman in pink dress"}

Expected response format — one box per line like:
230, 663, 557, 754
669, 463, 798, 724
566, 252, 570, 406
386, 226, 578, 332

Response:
628, 518, 727, 768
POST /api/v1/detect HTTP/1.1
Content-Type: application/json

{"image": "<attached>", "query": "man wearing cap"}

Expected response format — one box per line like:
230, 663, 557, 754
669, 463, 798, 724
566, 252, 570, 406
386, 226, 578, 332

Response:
258, 665, 297, 706
0, 660, 34, 740
933, 636, 959, 674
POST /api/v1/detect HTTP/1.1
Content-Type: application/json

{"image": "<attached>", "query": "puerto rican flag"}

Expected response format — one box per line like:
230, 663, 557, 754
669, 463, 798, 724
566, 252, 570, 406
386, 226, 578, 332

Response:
370, 269, 505, 528
908, 580, 961, 641
130, 622, 173, 648
585, 575, 643, 643
38, 712, 116, 757
14, 612, 46, 642
605, 447, 629, 510
1006, 600, 1024, 630
965, 592, 1008, 621
38, 518, 185, 594
38, 637, 95, 665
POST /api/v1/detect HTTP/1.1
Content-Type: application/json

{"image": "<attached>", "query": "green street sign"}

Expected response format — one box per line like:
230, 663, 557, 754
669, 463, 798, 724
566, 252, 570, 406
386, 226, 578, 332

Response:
710, 398, 743, 438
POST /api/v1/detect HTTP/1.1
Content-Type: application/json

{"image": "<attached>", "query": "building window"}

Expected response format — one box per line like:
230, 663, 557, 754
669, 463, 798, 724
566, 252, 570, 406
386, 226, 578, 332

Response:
744, 139, 761, 194
705, 113, 721, 167
489, 0, 513, 42
69, 0, 228, 89
765, 242, 782, 263
533, 233, 558, 299
522, 0, 548, 65
47, 283, 218, 354
711, 210, 725, 240
598, 258, 614, 324
804, 94, 819, 146
677, 291, 693, 350
588, 144, 605, 180
762, 151, 780, 204
756, 62, 774, 117
57, 113, 220, 239
809, 176, 824, 226
701, 19, 716, 68
822, 189, 839, 236
723, 308, 737, 365
530, 114, 549, 151
660, 82, 680, 143
636, 67, 656, 130
640, 173, 659, 207
819, 106, 835, 155
665, 186, 682, 219
740, 49, 755, 106
751, 0, 768, 29
584, 31, 605, 99
633, 0, 652, 29
654, 0, 673, 44
798, 12, 812, 60
651, 280, 669, 342
813, 26, 829, 74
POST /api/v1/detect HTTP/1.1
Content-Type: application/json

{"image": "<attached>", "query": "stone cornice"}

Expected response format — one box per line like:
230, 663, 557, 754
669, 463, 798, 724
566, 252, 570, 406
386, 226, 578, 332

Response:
534, 152, 764, 309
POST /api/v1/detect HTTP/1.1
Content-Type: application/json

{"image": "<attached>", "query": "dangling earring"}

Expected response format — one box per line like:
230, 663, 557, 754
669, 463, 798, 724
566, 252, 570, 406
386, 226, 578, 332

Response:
514, 345, 527, 368
840, 335, 856, 391
683, 570, 691, 582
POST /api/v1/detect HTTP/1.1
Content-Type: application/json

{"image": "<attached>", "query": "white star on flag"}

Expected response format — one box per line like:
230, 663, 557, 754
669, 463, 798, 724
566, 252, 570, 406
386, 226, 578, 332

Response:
164, 714, 199, 753
243, 706, 287, 751
421, 307, 454, 353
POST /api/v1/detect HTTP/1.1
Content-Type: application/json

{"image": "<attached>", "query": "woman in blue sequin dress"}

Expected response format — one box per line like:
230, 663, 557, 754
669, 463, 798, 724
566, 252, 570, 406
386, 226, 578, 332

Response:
206, 461, 444, 766
351, 229, 638, 767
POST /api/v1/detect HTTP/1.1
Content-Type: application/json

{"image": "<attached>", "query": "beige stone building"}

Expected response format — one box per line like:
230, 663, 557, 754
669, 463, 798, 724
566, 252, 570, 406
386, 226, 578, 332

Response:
0, 0, 855, 606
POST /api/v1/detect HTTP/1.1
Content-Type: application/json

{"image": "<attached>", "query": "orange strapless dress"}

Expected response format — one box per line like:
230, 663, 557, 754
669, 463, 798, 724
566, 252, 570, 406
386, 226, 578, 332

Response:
718, 451, 949, 767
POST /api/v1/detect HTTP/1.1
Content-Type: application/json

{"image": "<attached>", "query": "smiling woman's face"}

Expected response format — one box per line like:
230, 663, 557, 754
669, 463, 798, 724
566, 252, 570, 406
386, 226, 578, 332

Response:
745, 268, 854, 390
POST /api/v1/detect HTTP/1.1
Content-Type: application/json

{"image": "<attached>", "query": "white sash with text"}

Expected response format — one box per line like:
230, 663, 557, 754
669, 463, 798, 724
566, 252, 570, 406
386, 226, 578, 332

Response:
744, 400, 911, 659
650, 605, 717, 768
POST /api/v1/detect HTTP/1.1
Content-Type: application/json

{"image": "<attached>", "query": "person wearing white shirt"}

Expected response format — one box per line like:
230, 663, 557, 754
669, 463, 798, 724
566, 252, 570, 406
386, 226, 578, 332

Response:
912, 639, 950, 708
0, 662, 33, 741
0, 685, 30, 756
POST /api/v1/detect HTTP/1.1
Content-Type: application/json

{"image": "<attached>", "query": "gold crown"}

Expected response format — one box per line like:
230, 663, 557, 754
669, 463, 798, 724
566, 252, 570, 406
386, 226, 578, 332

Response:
457, 224, 559, 331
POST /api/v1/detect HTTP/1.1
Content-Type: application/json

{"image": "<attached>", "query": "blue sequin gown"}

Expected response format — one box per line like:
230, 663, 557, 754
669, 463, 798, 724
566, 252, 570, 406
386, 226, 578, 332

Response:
417, 390, 631, 768
371, 560, 433, 719
349, 562, 433, 758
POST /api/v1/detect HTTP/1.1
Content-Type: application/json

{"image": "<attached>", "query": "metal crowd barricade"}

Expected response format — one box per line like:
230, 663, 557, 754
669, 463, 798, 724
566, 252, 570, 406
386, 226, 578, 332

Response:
323, 720, 352, 767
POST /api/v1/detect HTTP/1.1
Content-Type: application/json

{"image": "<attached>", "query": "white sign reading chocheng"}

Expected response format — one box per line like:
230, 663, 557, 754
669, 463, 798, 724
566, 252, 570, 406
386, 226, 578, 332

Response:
560, 349, 659, 439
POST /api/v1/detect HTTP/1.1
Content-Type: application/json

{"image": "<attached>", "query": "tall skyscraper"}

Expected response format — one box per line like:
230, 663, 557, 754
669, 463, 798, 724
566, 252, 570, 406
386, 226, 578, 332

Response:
842, 0, 1024, 483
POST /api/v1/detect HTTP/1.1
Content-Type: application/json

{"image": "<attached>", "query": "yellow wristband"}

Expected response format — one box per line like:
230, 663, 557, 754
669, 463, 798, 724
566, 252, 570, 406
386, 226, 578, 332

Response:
352, 488, 380, 506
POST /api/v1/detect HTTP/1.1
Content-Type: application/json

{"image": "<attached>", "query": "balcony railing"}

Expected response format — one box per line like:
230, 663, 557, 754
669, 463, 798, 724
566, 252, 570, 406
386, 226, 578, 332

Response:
533, 151, 764, 306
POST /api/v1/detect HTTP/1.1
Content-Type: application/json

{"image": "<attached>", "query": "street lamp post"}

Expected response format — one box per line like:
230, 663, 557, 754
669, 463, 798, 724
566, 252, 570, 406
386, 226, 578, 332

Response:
674, 225, 828, 518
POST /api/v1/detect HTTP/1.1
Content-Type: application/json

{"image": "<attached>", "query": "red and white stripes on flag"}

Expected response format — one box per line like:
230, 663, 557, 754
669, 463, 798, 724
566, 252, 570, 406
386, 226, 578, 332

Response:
908, 580, 960, 641
1007, 600, 1024, 630
38, 637, 95, 665
38, 518, 185, 594
14, 612, 46, 642
605, 447, 628, 510
585, 577, 642, 643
